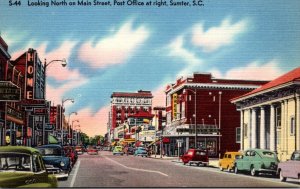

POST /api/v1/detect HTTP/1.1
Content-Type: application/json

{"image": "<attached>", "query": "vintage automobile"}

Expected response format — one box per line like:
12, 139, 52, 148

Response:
277, 150, 300, 182
134, 147, 148, 157
219, 151, 243, 172
37, 144, 72, 179
180, 149, 209, 166
0, 146, 57, 188
87, 146, 98, 155
234, 148, 279, 176
64, 146, 77, 166
113, 146, 124, 155
75, 145, 84, 155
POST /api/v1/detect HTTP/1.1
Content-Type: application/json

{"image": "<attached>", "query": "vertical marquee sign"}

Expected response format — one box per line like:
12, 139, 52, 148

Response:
172, 93, 177, 120
26, 50, 35, 100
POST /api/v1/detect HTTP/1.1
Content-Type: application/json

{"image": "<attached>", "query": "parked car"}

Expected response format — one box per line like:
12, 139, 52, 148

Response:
0, 146, 57, 188
87, 146, 98, 155
277, 150, 300, 182
180, 149, 209, 166
75, 145, 84, 155
234, 149, 279, 176
113, 146, 124, 155
134, 147, 148, 157
219, 151, 243, 172
64, 146, 77, 166
127, 147, 135, 155
36, 144, 72, 179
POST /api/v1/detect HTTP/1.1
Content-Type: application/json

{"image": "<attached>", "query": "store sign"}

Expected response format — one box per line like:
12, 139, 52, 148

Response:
0, 81, 21, 101
34, 108, 48, 115
172, 93, 177, 119
26, 51, 35, 100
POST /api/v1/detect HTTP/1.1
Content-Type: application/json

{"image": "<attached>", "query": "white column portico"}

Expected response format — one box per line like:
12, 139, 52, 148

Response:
240, 110, 244, 151
251, 108, 257, 148
260, 106, 266, 149
297, 96, 300, 150
270, 104, 276, 151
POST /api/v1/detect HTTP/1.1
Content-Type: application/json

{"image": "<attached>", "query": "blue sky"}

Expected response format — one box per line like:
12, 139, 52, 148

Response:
1, 0, 300, 136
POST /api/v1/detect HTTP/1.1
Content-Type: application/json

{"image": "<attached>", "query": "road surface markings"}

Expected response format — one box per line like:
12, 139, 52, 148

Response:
70, 160, 81, 187
103, 156, 168, 177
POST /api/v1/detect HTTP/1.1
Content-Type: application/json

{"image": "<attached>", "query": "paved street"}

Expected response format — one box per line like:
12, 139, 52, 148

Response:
58, 151, 299, 188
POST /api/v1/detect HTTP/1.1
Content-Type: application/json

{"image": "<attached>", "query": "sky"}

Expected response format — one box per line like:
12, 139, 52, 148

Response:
1, 0, 300, 137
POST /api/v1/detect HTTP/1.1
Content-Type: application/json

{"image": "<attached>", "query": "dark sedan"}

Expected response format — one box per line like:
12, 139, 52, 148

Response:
37, 144, 72, 180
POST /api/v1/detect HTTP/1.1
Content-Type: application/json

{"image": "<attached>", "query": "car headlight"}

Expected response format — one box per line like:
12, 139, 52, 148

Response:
60, 161, 65, 167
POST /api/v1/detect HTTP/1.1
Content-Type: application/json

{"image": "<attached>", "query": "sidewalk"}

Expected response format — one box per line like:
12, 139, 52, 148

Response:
149, 154, 220, 168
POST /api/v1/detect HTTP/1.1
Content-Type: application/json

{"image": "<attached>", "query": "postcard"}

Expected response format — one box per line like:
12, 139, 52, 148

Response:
0, 0, 299, 188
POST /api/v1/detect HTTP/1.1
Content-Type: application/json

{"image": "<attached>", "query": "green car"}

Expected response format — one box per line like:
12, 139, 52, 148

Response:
234, 148, 279, 176
0, 146, 58, 188
113, 146, 124, 155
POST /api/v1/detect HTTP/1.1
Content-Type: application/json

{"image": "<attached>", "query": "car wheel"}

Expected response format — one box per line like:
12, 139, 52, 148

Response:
227, 166, 231, 172
189, 162, 191, 166
234, 165, 239, 174
250, 166, 257, 176
279, 170, 287, 182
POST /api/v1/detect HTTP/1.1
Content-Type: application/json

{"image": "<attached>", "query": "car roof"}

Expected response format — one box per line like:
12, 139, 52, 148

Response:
0, 146, 40, 154
37, 144, 62, 149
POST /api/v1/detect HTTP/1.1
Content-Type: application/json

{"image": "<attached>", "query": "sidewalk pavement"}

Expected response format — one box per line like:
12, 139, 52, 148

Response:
149, 154, 219, 168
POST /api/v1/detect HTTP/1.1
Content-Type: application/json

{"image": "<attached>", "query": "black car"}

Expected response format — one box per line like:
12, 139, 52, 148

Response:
36, 144, 72, 180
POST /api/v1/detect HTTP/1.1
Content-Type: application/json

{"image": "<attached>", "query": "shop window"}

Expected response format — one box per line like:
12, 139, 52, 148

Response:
236, 127, 241, 143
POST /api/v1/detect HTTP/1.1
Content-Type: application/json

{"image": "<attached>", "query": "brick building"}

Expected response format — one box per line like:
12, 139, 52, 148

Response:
109, 90, 153, 142
164, 72, 268, 157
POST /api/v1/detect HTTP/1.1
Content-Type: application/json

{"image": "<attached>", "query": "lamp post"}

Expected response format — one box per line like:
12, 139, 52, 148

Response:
68, 112, 77, 144
74, 125, 80, 145
183, 88, 197, 149
43, 58, 67, 145
218, 91, 222, 157
61, 98, 74, 146
71, 120, 79, 145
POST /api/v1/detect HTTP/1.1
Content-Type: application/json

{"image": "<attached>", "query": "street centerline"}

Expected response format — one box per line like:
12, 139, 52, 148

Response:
103, 156, 168, 177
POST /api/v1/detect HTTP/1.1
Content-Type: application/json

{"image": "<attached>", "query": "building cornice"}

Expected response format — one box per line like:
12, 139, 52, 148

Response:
167, 83, 261, 95
0, 44, 11, 59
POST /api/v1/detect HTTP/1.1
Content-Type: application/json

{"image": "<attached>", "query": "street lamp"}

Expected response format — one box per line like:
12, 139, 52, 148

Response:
218, 91, 222, 157
71, 120, 79, 145
61, 98, 74, 146
183, 88, 197, 149
68, 112, 77, 144
43, 58, 67, 145
74, 125, 80, 145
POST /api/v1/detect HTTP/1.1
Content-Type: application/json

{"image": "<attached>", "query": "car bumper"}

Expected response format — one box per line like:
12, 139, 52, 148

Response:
188, 161, 209, 165
258, 168, 277, 173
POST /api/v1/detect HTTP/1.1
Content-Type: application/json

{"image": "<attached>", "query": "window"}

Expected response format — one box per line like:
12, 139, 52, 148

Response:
291, 152, 300, 161
276, 107, 281, 128
228, 154, 232, 159
290, 117, 295, 136
236, 127, 241, 143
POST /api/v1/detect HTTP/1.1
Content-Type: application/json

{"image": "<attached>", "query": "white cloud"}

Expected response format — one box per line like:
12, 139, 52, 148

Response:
209, 60, 284, 80
78, 20, 150, 68
167, 36, 203, 77
191, 18, 247, 52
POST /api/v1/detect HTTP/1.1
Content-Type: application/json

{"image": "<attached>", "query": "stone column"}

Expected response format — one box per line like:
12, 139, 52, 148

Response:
270, 104, 276, 151
251, 108, 257, 148
240, 110, 244, 151
281, 101, 285, 152
296, 96, 300, 150
260, 106, 266, 149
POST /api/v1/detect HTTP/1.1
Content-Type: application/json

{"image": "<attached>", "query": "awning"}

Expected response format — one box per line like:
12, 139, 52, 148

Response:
147, 139, 159, 147
48, 135, 59, 144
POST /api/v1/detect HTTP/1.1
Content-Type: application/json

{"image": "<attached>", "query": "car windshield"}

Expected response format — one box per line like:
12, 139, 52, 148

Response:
38, 148, 62, 156
0, 153, 31, 172
262, 151, 275, 158
291, 152, 300, 161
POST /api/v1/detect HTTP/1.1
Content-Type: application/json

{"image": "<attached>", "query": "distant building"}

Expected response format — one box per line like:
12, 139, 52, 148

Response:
108, 90, 153, 142
232, 67, 300, 161
165, 72, 268, 157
